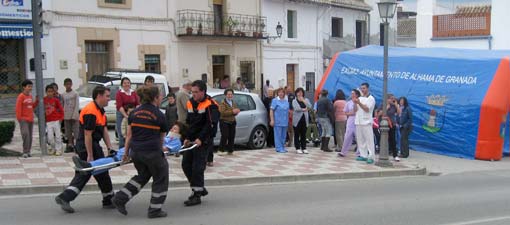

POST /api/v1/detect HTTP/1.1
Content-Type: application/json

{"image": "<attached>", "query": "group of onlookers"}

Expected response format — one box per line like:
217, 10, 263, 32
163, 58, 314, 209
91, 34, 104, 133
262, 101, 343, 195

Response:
16, 79, 80, 158
263, 81, 413, 163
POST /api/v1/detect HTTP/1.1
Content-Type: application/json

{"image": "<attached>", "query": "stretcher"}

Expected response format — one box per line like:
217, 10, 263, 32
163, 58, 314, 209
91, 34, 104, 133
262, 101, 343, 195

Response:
75, 144, 198, 173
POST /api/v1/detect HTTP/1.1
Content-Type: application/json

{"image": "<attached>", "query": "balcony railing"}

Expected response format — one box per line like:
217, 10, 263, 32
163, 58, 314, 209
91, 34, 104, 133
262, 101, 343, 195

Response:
177, 9, 267, 39
433, 12, 490, 38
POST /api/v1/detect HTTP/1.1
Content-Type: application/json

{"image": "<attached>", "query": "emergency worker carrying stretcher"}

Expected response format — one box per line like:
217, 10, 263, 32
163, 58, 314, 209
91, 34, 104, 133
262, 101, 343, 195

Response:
111, 86, 170, 219
182, 80, 219, 206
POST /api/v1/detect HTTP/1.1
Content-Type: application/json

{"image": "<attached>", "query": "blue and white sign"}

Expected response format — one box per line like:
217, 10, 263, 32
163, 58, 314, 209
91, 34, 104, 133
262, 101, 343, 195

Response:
0, 0, 32, 20
0, 23, 32, 38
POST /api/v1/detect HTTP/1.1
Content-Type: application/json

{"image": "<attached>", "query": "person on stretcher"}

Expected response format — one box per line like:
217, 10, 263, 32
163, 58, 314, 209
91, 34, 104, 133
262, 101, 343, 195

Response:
72, 122, 184, 175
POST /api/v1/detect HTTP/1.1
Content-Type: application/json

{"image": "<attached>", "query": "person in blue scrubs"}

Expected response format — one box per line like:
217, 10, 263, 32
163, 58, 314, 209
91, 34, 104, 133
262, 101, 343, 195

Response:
270, 88, 290, 153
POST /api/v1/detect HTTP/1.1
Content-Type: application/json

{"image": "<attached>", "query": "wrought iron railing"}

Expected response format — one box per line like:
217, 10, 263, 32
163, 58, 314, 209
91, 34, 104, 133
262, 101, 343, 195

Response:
177, 9, 267, 38
433, 12, 490, 38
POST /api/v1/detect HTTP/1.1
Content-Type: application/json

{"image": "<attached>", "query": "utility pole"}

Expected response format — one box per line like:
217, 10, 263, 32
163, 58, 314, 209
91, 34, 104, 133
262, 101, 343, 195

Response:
31, 0, 47, 155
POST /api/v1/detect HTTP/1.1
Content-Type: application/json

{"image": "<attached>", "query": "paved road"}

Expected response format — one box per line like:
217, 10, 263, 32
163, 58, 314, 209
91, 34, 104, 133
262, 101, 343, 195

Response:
1, 171, 510, 225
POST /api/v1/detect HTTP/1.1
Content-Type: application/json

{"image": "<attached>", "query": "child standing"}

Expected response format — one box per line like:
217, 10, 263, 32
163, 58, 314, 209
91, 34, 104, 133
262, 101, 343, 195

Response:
40, 85, 64, 155
62, 78, 79, 153
164, 93, 178, 129
16, 80, 35, 158
121, 104, 135, 139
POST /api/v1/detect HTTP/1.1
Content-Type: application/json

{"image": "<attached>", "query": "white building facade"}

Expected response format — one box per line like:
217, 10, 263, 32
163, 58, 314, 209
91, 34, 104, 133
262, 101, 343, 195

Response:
417, 0, 510, 50
262, 0, 373, 98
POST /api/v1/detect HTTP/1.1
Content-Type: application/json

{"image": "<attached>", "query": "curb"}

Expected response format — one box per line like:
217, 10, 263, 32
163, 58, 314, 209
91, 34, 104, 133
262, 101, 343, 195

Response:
0, 167, 426, 196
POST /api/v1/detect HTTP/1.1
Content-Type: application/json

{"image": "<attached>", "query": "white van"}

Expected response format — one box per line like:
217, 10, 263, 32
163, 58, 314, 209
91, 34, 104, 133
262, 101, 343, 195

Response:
77, 71, 170, 124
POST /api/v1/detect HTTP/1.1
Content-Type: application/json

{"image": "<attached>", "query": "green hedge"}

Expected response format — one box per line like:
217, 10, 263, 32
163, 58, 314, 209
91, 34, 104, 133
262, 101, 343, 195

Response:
0, 121, 15, 147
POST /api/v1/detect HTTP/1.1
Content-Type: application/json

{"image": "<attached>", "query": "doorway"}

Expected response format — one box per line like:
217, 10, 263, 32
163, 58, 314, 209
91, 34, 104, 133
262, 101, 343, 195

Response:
212, 55, 229, 87
85, 41, 111, 79
286, 64, 297, 91
356, 20, 367, 48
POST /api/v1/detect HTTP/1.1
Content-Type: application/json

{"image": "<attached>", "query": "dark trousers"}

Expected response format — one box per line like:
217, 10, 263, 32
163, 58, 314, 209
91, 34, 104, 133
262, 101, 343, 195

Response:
293, 116, 307, 150
58, 143, 113, 205
207, 141, 215, 163
182, 142, 208, 191
220, 121, 236, 153
115, 150, 169, 214
389, 126, 397, 157
400, 126, 411, 157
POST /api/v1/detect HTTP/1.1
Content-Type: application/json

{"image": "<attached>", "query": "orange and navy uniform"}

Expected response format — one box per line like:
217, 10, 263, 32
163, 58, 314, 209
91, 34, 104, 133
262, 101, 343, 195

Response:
76, 101, 107, 152
128, 103, 169, 152
185, 95, 219, 143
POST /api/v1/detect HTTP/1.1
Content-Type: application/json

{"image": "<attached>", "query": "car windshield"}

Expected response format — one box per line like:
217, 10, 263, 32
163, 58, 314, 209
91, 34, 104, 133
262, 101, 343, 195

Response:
77, 83, 100, 98
77, 83, 119, 99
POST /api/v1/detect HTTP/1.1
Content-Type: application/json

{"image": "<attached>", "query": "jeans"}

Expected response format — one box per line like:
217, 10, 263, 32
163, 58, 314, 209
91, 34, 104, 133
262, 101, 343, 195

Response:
116, 111, 125, 148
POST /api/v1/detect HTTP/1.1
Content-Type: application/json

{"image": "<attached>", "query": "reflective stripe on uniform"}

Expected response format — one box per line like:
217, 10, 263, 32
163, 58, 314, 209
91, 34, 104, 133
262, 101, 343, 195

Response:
131, 123, 161, 131
151, 191, 167, 198
102, 191, 114, 197
149, 204, 163, 209
66, 186, 80, 194
191, 186, 204, 192
128, 180, 142, 190
120, 187, 133, 199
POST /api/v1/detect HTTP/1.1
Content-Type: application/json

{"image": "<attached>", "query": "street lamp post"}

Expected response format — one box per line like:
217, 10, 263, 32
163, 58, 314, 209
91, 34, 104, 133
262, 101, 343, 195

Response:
267, 21, 283, 43
376, 0, 397, 167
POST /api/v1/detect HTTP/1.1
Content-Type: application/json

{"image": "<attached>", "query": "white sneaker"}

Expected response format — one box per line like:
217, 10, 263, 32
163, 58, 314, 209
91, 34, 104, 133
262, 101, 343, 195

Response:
302, 149, 309, 154
296, 149, 304, 154
394, 156, 401, 162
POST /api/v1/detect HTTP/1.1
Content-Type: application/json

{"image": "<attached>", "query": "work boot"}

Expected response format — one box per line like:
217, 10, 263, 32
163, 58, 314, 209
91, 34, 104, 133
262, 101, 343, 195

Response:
184, 192, 202, 206
64, 145, 74, 153
320, 137, 325, 150
322, 137, 333, 152
148, 210, 167, 219
55, 196, 75, 213
112, 196, 128, 215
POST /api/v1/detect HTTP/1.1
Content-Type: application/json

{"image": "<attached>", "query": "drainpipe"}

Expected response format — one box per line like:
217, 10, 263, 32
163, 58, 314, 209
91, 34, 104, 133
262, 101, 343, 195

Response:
488, 35, 493, 50
258, 0, 264, 95
367, 13, 371, 45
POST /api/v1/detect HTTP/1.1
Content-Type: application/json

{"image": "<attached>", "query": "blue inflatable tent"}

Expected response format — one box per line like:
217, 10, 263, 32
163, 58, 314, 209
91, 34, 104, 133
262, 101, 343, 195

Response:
316, 45, 510, 160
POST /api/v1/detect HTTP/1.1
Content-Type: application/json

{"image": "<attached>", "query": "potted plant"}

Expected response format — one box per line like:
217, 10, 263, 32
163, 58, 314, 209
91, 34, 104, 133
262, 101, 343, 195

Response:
223, 17, 239, 36
186, 26, 193, 35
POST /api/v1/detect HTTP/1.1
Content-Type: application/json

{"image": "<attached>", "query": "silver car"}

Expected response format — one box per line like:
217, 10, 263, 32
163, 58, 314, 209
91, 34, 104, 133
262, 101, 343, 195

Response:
161, 89, 268, 149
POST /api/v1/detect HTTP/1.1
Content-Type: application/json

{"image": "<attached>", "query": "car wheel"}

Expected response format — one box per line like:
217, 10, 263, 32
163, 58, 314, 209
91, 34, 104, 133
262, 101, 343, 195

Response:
248, 126, 266, 149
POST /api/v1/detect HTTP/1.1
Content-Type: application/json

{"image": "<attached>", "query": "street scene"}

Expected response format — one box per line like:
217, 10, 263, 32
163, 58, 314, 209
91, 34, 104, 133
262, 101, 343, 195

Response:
2, 0, 510, 224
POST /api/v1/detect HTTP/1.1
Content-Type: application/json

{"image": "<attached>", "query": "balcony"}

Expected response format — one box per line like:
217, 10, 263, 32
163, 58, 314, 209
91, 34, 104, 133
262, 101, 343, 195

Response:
177, 10, 267, 39
432, 12, 491, 38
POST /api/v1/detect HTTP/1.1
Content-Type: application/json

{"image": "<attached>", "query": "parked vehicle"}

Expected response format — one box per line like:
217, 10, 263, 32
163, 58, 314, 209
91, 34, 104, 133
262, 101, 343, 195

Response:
160, 88, 268, 149
77, 71, 170, 124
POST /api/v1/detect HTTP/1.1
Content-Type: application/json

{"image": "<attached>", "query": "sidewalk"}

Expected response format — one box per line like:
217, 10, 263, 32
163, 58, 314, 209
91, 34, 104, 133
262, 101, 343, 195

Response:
0, 122, 424, 195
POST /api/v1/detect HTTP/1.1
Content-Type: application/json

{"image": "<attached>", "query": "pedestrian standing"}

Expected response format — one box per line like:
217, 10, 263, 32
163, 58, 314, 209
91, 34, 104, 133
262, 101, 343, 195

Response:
182, 80, 218, 206
354, 83, 376, 164
316, 90, 334, 152
37, 85, 64, 156
62, 78, 80, 153
176, 80, 192, 124
399, 97, 413, 158
270, 88, 290, 153
333, 90, 347, 152
112, 86, 170, 218
144, 75, 155, 87
292, 88, 311, 154
286, 86, 295, 147
55, 86, 115, 213
16, 80, 35, 158
51, 82, 63, 105
338, 89, 360, 157
377, 94, 401, 161
164, 93, 178, 129
115, 77, 139, 148
218, 89, 240, 156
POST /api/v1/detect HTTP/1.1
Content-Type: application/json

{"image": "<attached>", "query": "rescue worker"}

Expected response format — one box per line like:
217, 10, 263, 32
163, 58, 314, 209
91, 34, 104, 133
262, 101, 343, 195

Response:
182, 80, 219, 206
55, 86, 114, 213
111, 86, 169, 218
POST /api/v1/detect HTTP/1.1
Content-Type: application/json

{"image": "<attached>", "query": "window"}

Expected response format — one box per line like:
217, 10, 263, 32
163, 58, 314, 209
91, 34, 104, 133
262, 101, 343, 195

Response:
240, 61, 255, 89
105, 0, 124, 3
287, 10, 297, 38
98, 0, 132, 9
144, 54, 161, 73
332, 17, 343, 38
212, 94, 255, 112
